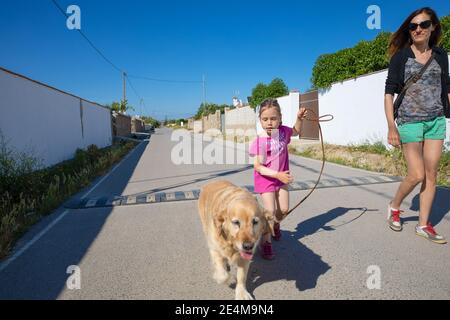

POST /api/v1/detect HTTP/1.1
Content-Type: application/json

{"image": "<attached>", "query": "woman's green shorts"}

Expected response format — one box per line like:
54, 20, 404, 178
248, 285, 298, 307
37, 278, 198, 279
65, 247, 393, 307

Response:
398, 116, 447, 144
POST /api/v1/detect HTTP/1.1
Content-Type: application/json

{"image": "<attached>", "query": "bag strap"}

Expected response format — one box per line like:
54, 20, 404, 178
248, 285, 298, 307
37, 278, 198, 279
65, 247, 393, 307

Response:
399, 52, 435, 96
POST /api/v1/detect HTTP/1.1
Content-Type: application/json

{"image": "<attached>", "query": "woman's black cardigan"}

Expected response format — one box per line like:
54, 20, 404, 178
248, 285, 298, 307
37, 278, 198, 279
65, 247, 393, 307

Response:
385, 46, 450, 111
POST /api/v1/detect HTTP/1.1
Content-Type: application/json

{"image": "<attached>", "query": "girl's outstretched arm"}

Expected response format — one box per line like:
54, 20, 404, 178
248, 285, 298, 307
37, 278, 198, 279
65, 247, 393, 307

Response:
292, 107, 307, 137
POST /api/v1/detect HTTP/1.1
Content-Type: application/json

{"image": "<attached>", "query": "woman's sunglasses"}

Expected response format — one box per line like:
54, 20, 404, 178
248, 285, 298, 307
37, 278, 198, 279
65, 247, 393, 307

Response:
409, 20, 432, 31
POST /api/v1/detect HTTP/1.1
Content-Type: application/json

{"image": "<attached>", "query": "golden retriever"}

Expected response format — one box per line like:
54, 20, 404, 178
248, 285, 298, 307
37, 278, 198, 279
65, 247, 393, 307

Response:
198, 180, 273, 300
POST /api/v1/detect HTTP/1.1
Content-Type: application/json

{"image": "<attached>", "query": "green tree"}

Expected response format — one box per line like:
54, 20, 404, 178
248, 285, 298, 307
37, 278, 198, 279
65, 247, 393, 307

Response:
249, 78, 289, 108
140, 116, 161, 128
107, 100, 135, 113
119, 99, 135, 113
194, 103, 233, 120
107, 101, 121, 113
249, 83, 268, 108
267, 78, 289, 99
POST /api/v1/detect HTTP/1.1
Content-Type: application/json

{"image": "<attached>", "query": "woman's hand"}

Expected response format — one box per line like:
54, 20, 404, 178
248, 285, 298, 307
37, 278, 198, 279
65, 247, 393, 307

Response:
388, 126, 401, 148
276, 171, 294, 184
297, 107, 308, 120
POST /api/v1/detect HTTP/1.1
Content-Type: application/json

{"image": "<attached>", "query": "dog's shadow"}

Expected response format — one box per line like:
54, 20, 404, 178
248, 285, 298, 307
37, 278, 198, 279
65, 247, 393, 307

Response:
245, 207, 368, 296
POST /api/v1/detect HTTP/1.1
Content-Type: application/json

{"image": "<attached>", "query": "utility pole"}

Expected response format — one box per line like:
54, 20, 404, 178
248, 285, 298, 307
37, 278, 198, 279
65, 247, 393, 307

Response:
202, 74, 206, 107
122, 71, 127, 111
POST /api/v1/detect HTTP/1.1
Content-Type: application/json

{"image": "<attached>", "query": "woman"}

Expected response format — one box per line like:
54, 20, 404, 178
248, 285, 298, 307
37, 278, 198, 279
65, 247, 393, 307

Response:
384, 7, 449, 244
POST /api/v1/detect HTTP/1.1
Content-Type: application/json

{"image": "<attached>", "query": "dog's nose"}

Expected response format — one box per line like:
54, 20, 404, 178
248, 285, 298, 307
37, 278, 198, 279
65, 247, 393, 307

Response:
243, 242, 254, 251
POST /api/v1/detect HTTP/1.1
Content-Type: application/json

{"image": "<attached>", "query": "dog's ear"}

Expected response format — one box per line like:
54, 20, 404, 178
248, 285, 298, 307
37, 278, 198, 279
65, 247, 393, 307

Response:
263, 210, 275, 237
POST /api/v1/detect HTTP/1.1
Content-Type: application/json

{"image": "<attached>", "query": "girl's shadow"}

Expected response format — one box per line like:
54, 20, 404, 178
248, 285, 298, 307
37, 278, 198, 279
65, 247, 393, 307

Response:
247, 207, 370, 294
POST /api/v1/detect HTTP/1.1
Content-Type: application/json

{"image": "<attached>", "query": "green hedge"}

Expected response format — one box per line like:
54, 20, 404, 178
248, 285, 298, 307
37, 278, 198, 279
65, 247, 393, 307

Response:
311, 32, 391, 89
311, 15, 450, 89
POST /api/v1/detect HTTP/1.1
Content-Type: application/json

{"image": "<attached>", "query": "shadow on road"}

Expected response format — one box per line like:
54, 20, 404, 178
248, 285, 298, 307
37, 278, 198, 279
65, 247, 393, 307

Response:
0, 141, 149, 299
247, 207, 369, 296
128, 165, 253, 196
403, 187, 450, 225
128, 167, 253, 184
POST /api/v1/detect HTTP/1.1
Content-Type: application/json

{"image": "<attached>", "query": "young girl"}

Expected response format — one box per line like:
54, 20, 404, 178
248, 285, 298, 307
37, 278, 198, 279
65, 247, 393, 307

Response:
384, 7, 449, 244
249, 98, 307, 259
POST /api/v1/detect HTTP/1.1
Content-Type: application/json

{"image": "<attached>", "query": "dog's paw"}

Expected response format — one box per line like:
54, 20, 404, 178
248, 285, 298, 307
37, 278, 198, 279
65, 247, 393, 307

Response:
226, 274, 236, 287
213, 269, 230, 285
235, 287, 254, 300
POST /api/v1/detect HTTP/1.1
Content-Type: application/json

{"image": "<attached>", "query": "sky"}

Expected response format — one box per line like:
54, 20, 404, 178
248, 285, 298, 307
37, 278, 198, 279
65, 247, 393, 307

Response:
0, 0, 449, 120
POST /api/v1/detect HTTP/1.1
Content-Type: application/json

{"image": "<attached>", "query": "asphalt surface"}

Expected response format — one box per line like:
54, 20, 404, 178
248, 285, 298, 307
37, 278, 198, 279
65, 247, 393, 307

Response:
0, 127, 449, 300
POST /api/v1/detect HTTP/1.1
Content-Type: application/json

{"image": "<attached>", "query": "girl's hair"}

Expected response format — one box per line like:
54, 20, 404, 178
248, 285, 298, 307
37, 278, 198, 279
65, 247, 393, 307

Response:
388, 7, 441, 57
259, 98, 282, 118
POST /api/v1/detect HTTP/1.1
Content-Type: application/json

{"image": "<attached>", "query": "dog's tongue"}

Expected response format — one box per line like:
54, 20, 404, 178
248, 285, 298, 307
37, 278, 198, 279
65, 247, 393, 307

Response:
240, 251, 253, 260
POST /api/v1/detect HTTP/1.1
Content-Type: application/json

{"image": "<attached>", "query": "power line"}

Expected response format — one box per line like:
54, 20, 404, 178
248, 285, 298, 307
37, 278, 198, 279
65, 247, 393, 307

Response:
50, 0, 202, 118
126, 75, 147, 115
50, 0, 123, 74
127, 74, 202, 84
126, 75, 142, 101
50, 0, 202, 84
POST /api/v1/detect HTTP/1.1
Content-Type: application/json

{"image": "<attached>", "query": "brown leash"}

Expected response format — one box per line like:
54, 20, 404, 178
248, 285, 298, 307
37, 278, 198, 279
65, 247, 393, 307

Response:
276, 108, 334, 222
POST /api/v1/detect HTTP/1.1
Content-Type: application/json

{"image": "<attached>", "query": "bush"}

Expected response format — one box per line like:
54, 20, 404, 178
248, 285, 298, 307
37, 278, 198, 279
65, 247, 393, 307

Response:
87, 144, 101, 161
311, 32, 391, 89
0, 139, 137, 259
74, 148, 88, 168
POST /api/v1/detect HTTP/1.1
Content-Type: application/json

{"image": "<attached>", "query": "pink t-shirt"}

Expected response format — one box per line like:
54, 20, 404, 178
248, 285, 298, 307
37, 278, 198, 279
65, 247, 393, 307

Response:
249, 125, 293, 193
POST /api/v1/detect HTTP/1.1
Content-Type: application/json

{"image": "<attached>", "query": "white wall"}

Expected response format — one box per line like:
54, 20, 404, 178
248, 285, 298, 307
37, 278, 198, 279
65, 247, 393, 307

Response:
0, 68, 112, 168
318, 70, 388, 145
82, 100, 113, 148
256, 91, 300, 138
225, 105, 256, 132
319, 54, 450, 149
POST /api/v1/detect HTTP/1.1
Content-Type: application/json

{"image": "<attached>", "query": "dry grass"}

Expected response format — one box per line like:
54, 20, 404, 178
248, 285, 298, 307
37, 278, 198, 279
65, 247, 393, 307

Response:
289, 143, 449, 187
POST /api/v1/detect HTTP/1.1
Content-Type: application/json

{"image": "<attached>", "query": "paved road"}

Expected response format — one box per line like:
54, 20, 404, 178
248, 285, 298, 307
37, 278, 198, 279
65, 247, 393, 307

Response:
0, 128, 449, 300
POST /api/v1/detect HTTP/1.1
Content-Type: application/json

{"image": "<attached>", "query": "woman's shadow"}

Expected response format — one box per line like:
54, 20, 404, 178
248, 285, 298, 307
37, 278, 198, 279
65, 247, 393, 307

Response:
246, 207, 370, 294
402, 187, 450, 226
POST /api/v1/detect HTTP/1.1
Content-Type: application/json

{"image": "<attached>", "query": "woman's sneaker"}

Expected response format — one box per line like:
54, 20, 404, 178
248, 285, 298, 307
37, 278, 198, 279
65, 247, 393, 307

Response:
387, 204, 402, 231
273, 222, 281, 241
415, 223, 447, 244
261, 241, 274, 260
